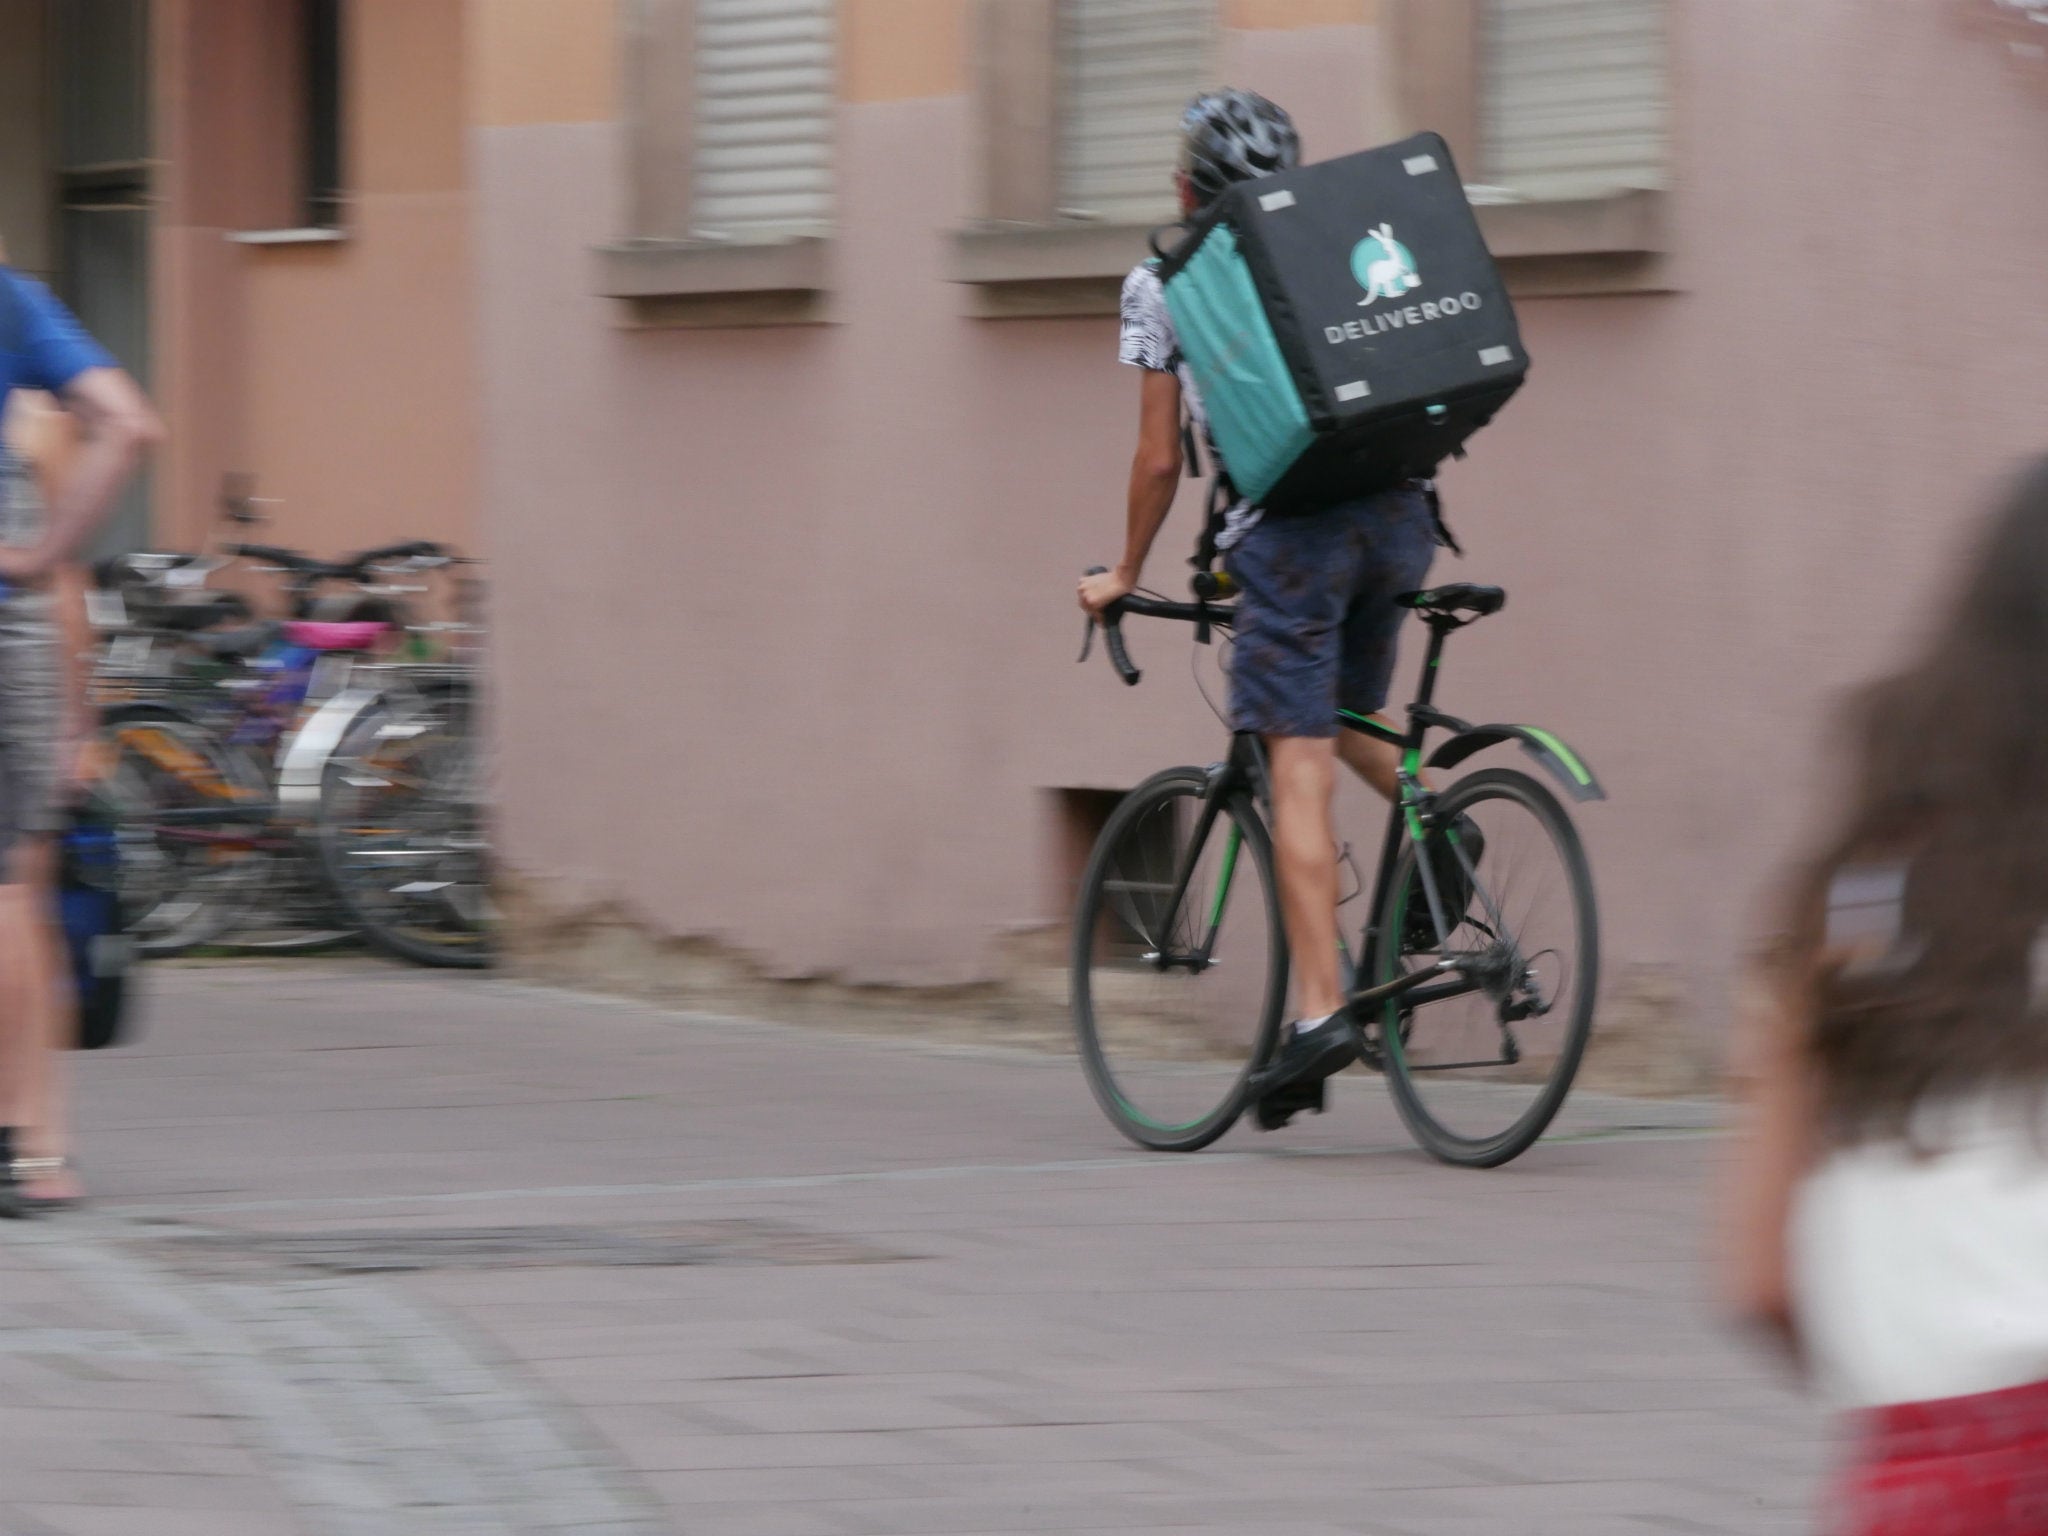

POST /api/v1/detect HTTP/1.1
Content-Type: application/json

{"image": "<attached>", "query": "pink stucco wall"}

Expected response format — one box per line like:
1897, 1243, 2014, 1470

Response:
152, 0, 478, 559
476, 3, 2048, 1040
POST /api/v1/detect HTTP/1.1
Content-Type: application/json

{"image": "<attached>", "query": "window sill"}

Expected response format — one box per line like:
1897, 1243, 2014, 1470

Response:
1477, 189, 1674, 297
591, 237, 832, 328
947, 221, 1161, 318
224, 227, 349, 247
948, 194, 1671, 311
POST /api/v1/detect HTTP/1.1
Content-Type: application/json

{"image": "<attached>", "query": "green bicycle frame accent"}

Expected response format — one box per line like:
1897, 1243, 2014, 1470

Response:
1206, 824, 1242, 935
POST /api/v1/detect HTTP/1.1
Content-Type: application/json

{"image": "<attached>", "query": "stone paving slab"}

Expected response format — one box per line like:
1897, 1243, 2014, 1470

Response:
0, 962, 1829, 1534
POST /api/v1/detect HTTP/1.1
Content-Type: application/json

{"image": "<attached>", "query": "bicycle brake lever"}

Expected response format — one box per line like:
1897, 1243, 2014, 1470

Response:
1078, 565, 1109, 663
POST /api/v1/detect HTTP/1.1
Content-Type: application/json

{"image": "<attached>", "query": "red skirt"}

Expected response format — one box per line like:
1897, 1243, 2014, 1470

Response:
1835, 1377, 2048, 1536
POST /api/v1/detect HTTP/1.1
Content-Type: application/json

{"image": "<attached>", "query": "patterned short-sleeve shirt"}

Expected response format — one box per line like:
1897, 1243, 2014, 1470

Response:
1118, 262, 1261, 551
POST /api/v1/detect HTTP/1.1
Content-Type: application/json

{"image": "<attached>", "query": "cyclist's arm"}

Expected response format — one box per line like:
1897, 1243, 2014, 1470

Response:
1081, 369, 1183, 615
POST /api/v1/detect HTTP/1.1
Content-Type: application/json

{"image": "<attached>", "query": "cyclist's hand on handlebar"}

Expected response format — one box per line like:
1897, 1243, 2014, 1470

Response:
1078, 565, 1136, 617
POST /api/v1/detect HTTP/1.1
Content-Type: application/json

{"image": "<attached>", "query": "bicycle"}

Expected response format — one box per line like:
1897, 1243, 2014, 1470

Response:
88, 480, 489, 963
1071, 571, 1603, 1167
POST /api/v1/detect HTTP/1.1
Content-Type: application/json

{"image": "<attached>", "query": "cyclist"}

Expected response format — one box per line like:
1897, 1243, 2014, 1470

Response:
0, 253, 162, 1214
1078, 90, 1447, 1129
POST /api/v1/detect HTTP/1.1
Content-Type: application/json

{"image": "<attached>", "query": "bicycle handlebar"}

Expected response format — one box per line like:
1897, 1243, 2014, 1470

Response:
225, 542, 317, 569
229, 540, 450, 582
351, 539, 447, 568
1102, 612, 1139, 686
1080, 569, 1236, 688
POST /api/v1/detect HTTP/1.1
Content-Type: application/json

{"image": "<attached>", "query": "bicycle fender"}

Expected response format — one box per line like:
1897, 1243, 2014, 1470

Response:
1426, 725, 1605, 803
275, 686, 387, 815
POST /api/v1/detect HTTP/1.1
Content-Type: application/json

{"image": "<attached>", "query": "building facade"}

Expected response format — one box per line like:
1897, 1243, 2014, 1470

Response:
0, 0, 478, 559
474, 0, 2048, 1067
13, 1, 2048, 1066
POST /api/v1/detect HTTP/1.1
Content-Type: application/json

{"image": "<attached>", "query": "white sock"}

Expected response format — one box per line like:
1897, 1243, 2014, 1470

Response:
1292, 1012, 1337, 1038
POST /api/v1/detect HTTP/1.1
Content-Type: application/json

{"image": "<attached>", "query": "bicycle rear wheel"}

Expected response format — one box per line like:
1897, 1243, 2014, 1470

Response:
1071, 767, 1285, 1151
317, 683, 493, 968
1371, 766, 1597, 1167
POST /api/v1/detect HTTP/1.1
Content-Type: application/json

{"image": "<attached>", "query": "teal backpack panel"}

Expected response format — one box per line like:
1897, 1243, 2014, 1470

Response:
1158, 229, 1312, 506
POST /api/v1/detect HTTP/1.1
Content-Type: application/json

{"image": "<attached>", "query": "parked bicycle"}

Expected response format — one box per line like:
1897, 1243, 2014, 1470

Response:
1071, 572, 1602, 1167
88, 479, 491, 967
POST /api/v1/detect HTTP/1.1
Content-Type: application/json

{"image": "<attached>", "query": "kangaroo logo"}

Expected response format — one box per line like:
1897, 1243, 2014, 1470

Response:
1350, 224, 1422, 307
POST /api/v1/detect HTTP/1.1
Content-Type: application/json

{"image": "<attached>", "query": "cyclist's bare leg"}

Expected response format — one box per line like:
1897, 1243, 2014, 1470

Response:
1336, 720, 1401, 800
1266, 735, 1346, 1021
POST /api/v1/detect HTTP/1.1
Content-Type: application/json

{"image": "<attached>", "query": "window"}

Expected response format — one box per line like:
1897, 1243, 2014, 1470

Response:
1054, 0, 1215, 223
689, 0, 835, 240
1387, 0, 1668, 280
599, 0, 836, 315
1473, 0, 1667, 205
950, 0, 1213, 314
221, 0, 347, 241
304, 0, 345, 228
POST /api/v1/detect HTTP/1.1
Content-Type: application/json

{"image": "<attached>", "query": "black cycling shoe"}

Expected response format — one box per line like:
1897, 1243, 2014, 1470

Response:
1254, 1075, 1327, 1131
1248, 1012, 1361, 1131
1401, 814, 1486, 954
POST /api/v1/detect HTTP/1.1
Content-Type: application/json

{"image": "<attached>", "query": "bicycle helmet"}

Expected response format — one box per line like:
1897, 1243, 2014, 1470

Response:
1179, 89, 1301, 208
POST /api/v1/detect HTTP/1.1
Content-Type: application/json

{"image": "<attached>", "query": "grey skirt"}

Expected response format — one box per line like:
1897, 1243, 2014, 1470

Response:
0, 593, 62, 874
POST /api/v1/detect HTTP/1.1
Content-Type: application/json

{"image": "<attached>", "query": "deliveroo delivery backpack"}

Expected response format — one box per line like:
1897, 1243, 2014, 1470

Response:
1155, 131, 1526, 518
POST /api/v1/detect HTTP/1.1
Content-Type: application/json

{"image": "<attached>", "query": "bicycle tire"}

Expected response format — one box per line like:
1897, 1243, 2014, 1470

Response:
1071, 766, 1286, 1152
1372, 766, 1598, 1168
212, 847, 361, 955
97, 705, 272, 957
316, 682, 493, 969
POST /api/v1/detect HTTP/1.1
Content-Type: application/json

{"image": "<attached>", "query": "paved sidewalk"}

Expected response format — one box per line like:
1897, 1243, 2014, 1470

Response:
0, 962, 1827, 1535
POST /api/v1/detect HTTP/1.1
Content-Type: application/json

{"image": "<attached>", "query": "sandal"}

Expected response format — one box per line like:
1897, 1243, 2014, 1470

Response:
11, 1156, 83, 1215
0, 1130, 27, 1219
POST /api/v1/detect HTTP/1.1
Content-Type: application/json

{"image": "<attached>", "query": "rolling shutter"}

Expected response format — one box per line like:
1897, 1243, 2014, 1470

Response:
691, 0, 835, 238
1479, 0, 1667, 203
1056, 0, 1216, 222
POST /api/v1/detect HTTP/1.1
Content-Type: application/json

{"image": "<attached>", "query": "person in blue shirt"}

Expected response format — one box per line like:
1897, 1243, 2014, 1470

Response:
0, 259, 161, 1215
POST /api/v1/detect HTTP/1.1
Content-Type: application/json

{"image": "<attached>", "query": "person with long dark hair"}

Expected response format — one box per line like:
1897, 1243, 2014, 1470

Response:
1726, 454, 2048, 1531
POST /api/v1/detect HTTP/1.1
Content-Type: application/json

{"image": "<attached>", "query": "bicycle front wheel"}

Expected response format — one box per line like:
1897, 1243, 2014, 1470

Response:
97, 708, 272, 957
1071, 767, 1286, 1151
1371, 766, 1598, 1167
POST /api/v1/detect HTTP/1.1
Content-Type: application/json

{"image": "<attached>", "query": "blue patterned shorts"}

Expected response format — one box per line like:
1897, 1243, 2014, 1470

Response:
1222, 486, 1438, 739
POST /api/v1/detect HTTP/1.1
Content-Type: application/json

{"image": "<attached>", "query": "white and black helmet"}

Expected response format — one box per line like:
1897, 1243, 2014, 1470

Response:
1178, 89, 1300, 207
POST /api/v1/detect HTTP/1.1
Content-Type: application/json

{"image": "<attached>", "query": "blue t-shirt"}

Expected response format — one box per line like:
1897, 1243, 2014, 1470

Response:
0, 266, 115, 409
0, 268, 112, 596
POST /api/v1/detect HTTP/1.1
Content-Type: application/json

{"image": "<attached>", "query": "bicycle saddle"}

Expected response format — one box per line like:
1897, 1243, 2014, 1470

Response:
282, 619, 390, 652
1397, 583, 1506, 619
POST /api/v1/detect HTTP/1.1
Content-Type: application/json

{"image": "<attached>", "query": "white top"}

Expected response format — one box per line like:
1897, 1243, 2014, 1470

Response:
1118, 262, 1261, 553
1792, 1097, 2048, 1408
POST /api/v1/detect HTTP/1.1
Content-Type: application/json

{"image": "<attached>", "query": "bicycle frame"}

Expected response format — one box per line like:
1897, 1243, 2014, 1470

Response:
1136, 612, 1478, 1013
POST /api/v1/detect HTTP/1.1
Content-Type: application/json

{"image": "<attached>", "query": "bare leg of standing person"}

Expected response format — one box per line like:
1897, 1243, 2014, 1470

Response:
0, 838, 77, 1210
